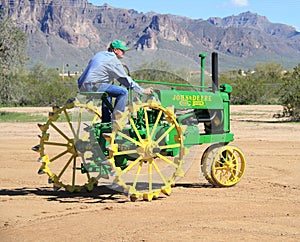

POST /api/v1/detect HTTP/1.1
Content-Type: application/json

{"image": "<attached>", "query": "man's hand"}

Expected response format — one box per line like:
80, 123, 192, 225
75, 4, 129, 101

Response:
143, 87, 154, 95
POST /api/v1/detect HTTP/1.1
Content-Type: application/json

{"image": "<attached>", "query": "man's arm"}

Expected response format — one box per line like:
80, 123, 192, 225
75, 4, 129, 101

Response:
108, 60, 146, 94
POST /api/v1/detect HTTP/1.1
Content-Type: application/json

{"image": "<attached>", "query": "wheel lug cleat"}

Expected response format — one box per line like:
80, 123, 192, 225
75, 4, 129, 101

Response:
31, 145, 40, 152
53, 185, 61, 191
37, 169, 45, 175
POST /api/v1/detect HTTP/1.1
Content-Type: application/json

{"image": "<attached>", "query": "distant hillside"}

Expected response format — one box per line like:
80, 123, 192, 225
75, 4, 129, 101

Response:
1, 0, 300, 73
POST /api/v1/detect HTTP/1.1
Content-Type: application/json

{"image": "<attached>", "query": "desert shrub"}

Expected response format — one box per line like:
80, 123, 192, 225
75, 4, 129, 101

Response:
23, 63, 77, 106
220, 62, 285, 105
275, 64, 300, 121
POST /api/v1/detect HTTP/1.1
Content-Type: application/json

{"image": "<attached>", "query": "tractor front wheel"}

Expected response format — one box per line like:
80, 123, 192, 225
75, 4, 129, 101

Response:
201, 144, 246, 187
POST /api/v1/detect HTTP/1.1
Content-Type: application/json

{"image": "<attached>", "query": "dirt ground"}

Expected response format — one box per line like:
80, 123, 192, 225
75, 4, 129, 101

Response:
0, 105, 299, 241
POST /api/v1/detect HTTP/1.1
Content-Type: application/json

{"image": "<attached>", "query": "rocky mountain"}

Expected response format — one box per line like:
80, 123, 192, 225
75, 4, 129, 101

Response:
1, 0, 300, 72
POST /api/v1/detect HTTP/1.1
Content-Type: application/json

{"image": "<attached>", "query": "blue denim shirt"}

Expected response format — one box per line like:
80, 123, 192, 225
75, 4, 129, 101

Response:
78, 51, 143, 94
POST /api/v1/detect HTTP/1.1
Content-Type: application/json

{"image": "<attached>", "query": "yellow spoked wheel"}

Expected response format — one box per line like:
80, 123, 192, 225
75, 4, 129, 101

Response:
32, 98, 102, 192
202, 145, 246, 187
108, 98, 188, 201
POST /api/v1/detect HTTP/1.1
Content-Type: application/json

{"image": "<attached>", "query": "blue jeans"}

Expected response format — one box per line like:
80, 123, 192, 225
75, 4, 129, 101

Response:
81, 83, 128, 122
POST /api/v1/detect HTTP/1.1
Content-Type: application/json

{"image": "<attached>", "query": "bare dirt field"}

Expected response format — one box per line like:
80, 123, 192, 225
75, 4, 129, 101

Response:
0, 105, 299, 241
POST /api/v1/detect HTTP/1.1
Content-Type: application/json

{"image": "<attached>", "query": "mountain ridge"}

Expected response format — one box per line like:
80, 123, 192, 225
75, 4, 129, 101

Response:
1, 0, 299, 72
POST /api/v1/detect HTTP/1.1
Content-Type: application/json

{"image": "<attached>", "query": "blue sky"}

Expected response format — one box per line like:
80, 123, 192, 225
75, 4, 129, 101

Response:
89, 0, 300, 31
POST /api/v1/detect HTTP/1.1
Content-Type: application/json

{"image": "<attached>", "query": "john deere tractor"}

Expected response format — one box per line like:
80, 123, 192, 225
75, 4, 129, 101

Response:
32, 52, 246, 201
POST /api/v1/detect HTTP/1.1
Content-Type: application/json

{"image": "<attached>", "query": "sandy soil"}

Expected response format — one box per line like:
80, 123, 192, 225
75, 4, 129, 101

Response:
0, 105, 299, 241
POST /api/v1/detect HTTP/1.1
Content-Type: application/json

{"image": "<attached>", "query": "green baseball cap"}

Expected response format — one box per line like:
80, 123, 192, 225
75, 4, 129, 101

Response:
110, 40, 129, 51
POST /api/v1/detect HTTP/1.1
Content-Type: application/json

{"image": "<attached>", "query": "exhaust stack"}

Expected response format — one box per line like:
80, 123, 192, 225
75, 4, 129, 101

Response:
212, 52, 218, 92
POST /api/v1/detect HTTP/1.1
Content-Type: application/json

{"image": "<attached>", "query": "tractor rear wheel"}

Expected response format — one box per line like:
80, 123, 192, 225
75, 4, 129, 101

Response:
108, 98, 188, 201
32, 99, 102, 192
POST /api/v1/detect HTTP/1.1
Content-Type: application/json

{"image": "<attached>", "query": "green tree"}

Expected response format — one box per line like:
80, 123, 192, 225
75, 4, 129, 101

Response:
252, 62, 284, 103
276, 64, 300, 121
220, 62, 284, 104
0, 11, 27, 105
24, 63, 77, 106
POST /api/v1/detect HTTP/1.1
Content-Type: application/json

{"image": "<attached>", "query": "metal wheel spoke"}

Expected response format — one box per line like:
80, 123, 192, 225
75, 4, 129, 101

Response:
49, 150, 69, 162
121, 156, 142, 175
149, 110, 162, 140
229, 176, 239, 183
143, 107, 151, 139
43, 141, 69, 147
132, 161, 143, 189
219, 171, 227, 181
159, 143, 181, 150
117, 130, 143, 147
230, 165, 239, 173
152, 160, 168, 185
114, 149, 138, 156
64, 109, 77, 138
76, 108, 83, 137
129, 118, 143, 143
156, 124, 175, 144
71, 156, 76, 186
57, 155, 73, 179
49, 122, 70, 141
148, 160, 153, 191
156, 153, 179, 168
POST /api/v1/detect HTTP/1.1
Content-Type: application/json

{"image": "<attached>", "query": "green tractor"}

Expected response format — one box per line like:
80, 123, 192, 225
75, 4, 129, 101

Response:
32, 52, 246, 201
